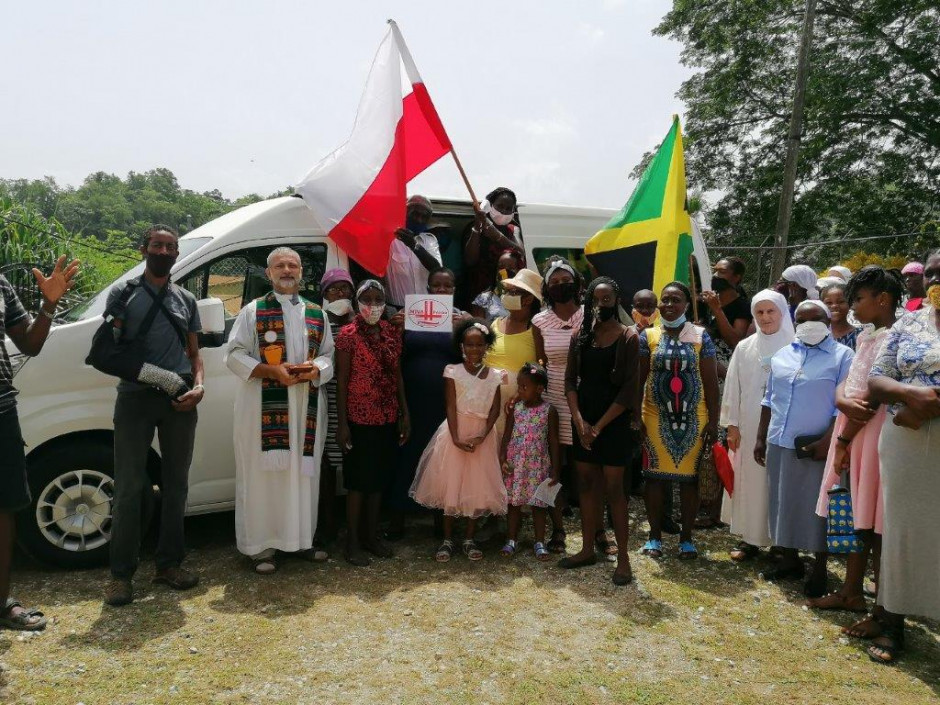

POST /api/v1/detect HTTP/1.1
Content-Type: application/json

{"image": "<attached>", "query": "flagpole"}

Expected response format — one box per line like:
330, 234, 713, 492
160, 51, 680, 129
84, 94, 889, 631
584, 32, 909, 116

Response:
449, 149, 480, 208
688, 254, 700, 322
388, 18, 480, 209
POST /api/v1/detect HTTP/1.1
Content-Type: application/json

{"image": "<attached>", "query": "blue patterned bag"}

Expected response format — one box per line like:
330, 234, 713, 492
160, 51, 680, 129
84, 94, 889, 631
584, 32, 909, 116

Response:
826, 487, 862, 554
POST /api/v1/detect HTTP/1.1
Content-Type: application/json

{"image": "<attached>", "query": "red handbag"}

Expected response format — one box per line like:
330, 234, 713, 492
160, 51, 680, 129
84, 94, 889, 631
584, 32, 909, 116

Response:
714, 443, 734, 496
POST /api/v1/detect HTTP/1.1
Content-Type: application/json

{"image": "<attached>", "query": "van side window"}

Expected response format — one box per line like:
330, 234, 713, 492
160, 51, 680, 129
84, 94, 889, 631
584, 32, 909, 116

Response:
206, 255, 253, 320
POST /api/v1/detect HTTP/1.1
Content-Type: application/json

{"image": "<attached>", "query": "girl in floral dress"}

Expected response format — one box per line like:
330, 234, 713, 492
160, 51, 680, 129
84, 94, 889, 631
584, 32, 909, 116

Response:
499, 363, 561, 560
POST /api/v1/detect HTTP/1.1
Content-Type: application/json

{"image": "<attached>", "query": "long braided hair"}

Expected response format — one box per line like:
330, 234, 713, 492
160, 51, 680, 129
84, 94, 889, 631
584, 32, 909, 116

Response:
577, 276, 621, 350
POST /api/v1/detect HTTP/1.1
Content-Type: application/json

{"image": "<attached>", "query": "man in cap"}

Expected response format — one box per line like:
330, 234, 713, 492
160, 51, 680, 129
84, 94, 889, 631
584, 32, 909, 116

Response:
386, 195, 443, 308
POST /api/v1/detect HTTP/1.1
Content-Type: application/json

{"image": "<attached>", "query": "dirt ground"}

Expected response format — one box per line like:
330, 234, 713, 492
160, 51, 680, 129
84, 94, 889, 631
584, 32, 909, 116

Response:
2, 506, 939, 705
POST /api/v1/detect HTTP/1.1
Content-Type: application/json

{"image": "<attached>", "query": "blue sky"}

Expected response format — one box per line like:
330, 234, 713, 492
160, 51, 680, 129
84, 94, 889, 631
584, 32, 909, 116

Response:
2, 0, 691, 208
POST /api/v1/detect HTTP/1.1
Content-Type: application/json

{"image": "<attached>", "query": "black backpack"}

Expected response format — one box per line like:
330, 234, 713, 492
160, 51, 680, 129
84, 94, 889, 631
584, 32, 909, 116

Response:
85, 278, 186, 382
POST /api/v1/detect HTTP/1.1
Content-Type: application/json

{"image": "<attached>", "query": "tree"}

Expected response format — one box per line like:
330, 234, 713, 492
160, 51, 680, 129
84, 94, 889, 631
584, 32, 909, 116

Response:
655, 0, 940, 253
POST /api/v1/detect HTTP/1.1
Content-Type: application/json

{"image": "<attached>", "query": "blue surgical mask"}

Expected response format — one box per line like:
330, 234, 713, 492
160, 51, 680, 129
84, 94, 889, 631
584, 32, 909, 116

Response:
662, 313, 687, 329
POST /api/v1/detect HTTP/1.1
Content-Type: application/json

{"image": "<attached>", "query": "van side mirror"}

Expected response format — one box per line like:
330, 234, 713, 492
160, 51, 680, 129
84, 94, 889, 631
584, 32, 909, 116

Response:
197, 297, 226, 334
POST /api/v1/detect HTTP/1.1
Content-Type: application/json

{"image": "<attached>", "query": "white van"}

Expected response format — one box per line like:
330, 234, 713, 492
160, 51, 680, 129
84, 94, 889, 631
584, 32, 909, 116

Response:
10, 195, 615, 567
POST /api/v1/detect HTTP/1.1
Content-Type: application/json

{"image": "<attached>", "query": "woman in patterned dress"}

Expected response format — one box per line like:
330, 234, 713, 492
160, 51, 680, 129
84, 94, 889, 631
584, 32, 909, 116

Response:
865, 250, 940, 664
639, 282, 720, 560
532, 258, 583, 553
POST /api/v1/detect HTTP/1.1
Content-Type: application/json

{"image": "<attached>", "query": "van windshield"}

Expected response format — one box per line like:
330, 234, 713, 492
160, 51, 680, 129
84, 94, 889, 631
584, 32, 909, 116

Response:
61, 237, 211, 322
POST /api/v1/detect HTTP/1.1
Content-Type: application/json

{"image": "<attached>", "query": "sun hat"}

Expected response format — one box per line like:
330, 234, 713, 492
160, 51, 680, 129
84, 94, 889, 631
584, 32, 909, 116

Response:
501, 268, 544, 302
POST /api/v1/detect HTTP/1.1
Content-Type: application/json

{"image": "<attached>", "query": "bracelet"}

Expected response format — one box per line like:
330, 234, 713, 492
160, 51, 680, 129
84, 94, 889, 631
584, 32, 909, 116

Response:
192, 384, 205, 394
836, 435, 851, 446
40, 307, 55, 320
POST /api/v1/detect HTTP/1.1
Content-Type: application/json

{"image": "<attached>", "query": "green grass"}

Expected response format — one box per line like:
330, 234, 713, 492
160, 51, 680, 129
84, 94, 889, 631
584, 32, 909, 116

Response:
2, 509, 938, 704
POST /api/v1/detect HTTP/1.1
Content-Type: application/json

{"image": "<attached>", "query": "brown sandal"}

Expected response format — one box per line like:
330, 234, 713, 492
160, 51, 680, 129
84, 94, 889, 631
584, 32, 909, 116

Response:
806, 592, 867, 613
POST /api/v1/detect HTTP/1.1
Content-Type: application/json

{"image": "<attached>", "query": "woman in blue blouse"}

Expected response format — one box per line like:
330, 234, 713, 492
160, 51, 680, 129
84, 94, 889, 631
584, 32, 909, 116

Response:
754, 300, 854, 597
866, 249, 940, 664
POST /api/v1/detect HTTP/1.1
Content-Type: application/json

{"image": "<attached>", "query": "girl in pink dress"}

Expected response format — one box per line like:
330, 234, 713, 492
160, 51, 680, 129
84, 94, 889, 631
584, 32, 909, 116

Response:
410, 319, 508, 562
499, 363, 561, 561
810, 267, 903, 626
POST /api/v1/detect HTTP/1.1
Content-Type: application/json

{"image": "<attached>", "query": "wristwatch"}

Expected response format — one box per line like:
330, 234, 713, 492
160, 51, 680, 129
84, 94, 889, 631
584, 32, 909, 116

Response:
192, 384, 205, 394
39, 307, 56, 320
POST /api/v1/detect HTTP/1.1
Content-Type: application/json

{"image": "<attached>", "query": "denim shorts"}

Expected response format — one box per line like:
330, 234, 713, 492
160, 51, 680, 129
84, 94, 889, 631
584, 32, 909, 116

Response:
0, 409, 30, 512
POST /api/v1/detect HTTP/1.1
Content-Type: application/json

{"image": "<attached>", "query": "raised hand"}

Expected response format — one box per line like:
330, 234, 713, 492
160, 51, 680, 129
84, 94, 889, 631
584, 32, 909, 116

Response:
32, 255, 80, 306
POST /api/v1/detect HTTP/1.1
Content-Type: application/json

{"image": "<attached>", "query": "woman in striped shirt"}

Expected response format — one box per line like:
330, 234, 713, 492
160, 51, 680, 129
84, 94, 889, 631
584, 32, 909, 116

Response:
533, 259, 583, 553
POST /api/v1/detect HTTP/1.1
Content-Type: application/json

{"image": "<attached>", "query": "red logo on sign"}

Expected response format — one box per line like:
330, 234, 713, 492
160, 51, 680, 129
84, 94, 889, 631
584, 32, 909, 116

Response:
407, 297, 449, 329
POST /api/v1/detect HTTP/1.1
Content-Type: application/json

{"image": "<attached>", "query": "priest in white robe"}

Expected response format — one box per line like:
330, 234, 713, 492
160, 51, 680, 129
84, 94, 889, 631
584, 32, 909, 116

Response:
225, 247, 334, 574
720, 289, 794, 560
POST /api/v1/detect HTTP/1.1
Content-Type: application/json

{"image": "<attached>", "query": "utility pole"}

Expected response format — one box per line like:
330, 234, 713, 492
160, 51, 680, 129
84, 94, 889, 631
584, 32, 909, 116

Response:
769, 0, 818, 285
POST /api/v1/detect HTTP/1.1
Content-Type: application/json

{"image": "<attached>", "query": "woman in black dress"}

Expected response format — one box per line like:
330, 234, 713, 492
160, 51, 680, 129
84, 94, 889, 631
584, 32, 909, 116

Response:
558, 277, 638, 585
385, 267, 468, 539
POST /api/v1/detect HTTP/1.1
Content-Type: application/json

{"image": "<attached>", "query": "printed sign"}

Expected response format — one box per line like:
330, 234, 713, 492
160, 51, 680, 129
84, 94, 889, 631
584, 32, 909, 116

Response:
404, 294, 453, 333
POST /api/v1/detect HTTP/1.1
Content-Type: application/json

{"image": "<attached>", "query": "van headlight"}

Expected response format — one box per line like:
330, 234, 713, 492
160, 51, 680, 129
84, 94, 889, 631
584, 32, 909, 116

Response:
9, 352, 28, 378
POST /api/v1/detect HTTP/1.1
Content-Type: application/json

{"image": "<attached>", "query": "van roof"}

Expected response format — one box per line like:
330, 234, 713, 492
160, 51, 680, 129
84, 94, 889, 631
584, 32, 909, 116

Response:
178, 195, 615, 248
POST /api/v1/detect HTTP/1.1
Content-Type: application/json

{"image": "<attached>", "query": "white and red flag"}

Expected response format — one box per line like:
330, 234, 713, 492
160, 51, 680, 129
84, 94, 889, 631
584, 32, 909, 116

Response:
295, 21, 453, 276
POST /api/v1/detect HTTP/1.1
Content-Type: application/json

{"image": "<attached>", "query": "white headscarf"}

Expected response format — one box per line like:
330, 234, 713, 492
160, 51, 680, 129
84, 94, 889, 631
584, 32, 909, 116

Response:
782, 264, 820, 300
828, 266, 852, 281
751, 289, 795, 360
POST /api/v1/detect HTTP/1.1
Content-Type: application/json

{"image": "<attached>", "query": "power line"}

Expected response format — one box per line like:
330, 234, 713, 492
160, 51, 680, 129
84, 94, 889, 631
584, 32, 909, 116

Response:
0, 212, 140, 263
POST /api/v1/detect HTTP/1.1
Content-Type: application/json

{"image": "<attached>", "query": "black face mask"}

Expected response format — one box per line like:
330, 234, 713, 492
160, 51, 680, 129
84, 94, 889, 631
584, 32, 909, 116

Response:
146, 253, 177, 278
593, 304, 617, 322
548, 281, 578, 303
711, 276, 733, 293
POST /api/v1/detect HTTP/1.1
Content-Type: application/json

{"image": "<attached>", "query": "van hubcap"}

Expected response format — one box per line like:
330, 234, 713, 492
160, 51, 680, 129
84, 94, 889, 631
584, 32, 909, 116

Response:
36, 470, 113, 553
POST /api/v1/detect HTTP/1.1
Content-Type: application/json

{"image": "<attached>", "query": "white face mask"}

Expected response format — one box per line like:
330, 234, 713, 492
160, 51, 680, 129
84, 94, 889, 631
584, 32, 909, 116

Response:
324, 299, 353, 316
359, 303, 385, 325
490, 208, 514, 227
501, 294, 522, 311
795, 320, 829, 346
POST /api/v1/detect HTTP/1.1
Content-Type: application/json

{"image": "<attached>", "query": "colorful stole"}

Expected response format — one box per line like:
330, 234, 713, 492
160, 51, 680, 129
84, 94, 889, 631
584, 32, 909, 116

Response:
255, 293, 325, 459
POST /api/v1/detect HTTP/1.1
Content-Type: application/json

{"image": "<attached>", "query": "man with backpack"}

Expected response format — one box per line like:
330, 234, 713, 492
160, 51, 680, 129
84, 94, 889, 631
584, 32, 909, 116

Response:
104, 225, 204, 607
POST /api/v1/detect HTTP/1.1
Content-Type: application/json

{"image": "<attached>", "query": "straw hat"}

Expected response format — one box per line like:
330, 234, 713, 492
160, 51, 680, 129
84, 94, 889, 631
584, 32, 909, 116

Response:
502, 268, 544, 302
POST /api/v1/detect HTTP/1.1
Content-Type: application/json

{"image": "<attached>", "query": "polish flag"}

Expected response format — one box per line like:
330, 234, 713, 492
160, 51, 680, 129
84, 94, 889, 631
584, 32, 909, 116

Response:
295, 21, 453, 276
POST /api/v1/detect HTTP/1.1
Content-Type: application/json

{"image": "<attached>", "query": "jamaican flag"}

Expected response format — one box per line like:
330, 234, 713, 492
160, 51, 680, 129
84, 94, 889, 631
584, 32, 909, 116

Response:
586, 116, 703, 304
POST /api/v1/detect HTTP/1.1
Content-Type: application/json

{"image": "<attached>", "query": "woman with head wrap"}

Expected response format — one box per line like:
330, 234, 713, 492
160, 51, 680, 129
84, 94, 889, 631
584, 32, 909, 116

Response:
316, 267, 357, 544
754, 299, 854, 597
719, 290, 794, 561
777, 264, 820, 318
462, 187, 526, 308
335, 279, 409, 566
532, 258, 584, 553
901, 261, 926, 311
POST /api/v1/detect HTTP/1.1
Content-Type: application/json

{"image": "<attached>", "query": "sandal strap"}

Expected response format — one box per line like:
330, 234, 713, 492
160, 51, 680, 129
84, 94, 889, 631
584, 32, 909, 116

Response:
679, 541, 697, 553
642, 539, 663, 551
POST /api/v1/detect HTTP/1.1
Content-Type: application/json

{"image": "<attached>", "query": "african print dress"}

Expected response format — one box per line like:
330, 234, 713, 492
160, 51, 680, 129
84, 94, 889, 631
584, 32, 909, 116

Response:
640, 324, 715, 483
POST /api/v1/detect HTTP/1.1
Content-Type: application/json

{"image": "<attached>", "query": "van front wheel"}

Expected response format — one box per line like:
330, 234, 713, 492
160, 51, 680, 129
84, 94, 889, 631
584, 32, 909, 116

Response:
17, 439, 154, 569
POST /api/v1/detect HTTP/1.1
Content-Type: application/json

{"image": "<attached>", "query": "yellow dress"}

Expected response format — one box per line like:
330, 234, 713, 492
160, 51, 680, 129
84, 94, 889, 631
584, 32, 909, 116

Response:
641, 324, 714, 482
484, 317, 537, 436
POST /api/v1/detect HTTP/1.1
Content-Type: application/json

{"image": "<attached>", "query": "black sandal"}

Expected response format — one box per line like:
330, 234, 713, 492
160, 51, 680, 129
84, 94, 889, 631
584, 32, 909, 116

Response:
868, 626, 904, 664
0, 598, 47, 631
730, 542, 760, 562
547, 529, 567, 554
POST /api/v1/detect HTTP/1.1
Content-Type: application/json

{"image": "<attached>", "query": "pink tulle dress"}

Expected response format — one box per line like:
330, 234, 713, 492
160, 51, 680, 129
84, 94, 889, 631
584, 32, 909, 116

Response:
410, 364, 509, 518
815, 327, 889, 533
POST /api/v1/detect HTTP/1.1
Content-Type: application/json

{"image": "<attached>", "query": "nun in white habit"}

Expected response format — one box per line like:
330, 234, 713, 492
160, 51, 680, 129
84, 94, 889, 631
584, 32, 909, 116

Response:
719, 289, 794, 559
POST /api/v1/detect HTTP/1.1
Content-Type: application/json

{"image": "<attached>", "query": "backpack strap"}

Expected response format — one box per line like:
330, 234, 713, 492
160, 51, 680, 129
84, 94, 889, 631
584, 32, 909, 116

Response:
138, 283, 188, 347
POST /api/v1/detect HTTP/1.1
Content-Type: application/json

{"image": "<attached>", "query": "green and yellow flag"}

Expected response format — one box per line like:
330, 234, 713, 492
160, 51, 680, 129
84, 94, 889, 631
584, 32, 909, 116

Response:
586, 115, 698, 304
